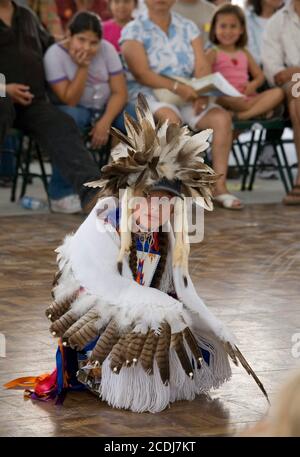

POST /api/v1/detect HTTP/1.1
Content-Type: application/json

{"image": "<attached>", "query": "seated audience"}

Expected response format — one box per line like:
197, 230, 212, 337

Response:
44, 11, 132, 208
55, 0, 111, 30
102, 0, 136, 53
121, 0, 243, 210
246, 0, 283, 66
206, 4, 284, 120
25, 0, 64, 39
0, 0, 101, 213
172, 0, 216, 45
262, 0, 300, 205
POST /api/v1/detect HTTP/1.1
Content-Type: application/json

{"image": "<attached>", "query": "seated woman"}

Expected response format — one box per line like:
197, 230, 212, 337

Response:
120, 0, 243, 210
102, 0, 137, 53
205, 4, 284, 121
44, 11, 134, 213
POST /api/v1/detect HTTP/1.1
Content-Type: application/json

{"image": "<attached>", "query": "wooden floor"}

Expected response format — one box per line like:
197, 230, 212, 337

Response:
0, 203, 300, 437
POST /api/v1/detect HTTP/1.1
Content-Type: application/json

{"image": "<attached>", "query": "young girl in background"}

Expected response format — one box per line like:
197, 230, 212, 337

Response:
206, 4, 284, 121
102, 0, 137, 53
44, 11, 134, 213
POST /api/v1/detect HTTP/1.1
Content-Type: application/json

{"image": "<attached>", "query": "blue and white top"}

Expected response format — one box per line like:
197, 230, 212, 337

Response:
120, 11, 201, 101
245, 8, 269, 66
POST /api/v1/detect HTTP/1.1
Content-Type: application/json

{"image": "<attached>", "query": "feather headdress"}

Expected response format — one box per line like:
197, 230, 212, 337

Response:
85, 94, 220, 281
86, 94, 219, 203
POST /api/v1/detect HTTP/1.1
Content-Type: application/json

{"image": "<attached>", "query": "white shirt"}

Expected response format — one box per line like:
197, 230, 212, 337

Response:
262, 0, 300, 85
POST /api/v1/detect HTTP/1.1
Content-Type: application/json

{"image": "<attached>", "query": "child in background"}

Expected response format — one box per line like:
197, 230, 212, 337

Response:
206, 4, 284, 121
44, 11, 133, 213
102, 0, 137, 52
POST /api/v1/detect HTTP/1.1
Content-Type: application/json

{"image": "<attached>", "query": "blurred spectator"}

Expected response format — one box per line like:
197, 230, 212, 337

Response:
262, 0, 300, 205
241, 371, 300, 436
207, 0, 230, 6
246, 0, 284, 180
246, 0, 283, 65
56, 0, 111, 30
172, 0, 216, 45
0, 0, 101, 213
44, 11, 132, 207
121, 0, 243, 210
27, 0, 64, 39
206, 4, 284, 120
102, 0, 137, 52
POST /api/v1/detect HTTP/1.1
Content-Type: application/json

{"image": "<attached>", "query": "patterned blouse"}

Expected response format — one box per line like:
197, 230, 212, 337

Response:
120, 10, 201, 102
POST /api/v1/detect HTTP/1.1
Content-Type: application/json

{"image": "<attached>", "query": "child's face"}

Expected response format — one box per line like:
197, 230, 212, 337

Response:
133, 191, 175, 232
110, 0, 136, 22
215, 13, 244, 47
69, 30, 100, 58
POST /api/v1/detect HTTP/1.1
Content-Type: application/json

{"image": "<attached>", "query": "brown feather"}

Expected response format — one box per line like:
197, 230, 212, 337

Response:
90, 320, 119, 365
155, 323, 171, 385
171, 332, 194, 379
124, 332, 147, 366
228, 343, 270, 404
50, 309, 78, 337
68, 319, 100, 350
45, 290, 79, 322
52, 270, 62, 288
183, 327, 203, 368
62, 309, 99, 341
140, 330, 159, 374
109, 334, 128, 373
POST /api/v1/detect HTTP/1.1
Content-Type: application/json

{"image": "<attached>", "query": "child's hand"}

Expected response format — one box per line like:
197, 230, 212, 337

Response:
176, 83, 198, 102
242, 81, 257, 96
70, 48, 92, 67
89, 117, 111, 149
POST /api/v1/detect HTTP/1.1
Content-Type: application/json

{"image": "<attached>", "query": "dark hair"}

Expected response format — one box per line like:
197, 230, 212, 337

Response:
246, 0, 283, 16
68, 11, 102, 39
246, 0, 263, 15
209, 4, 248, 48
108, 0, 138, 6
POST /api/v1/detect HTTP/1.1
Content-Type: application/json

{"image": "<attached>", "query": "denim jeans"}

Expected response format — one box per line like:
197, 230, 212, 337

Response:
0, 135, 17, 178
0, 97, 101, 208
48, 103, 136, 200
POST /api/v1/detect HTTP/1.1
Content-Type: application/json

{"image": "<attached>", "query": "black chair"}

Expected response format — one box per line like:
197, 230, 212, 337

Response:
10, 130, 51, 206
232, 118, 296, 193
10, 128, 112, 209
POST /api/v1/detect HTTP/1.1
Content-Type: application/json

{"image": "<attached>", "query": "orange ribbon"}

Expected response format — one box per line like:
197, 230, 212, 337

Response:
4, 373, 51, 390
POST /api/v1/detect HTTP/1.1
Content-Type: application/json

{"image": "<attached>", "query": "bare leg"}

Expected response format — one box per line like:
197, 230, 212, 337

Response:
153, 107, 181, 125
288, 96, 300, 186
195, 108, 242, 208
236, 88, 284, 120
217, 96, 253, 112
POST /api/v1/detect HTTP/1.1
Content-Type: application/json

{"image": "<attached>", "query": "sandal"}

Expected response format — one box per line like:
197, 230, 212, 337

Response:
213, 193, 244, 210
282, 186, 300, 205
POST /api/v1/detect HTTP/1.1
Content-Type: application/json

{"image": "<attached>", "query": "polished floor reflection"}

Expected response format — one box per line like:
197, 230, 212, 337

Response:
0, 203, 300, 436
